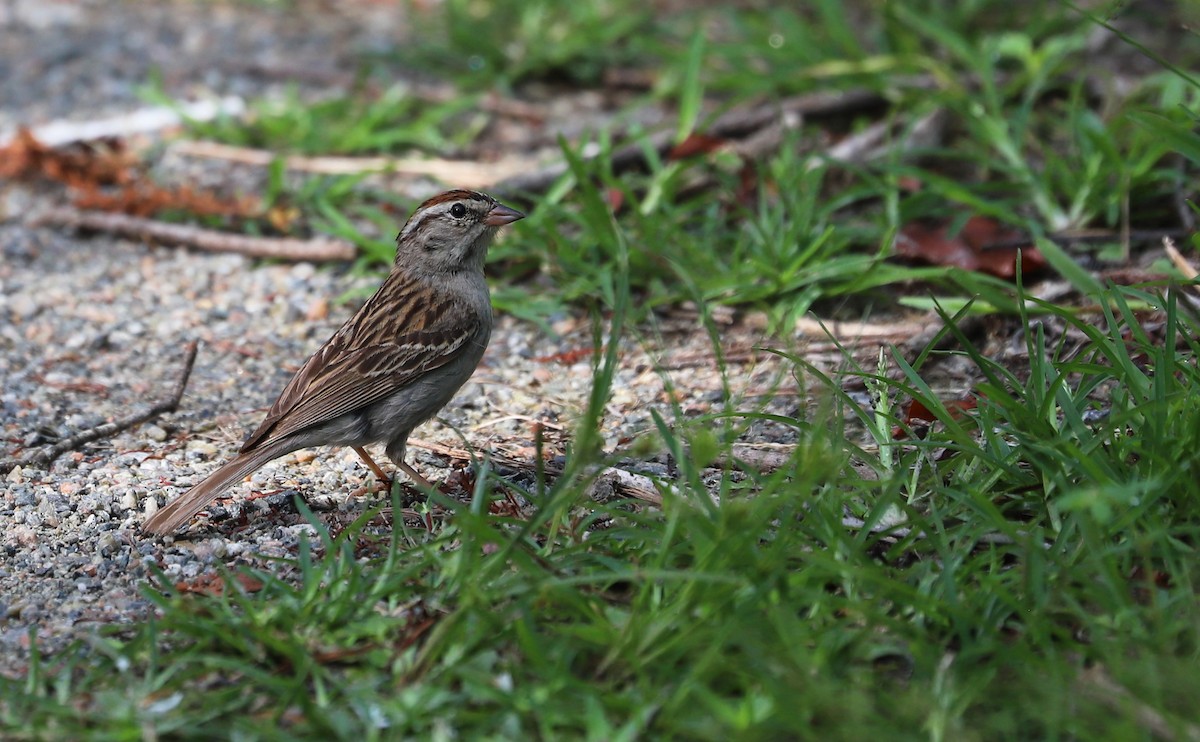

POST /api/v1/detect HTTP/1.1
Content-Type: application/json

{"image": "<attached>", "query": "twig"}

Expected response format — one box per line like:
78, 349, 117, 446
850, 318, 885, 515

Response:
1163, 236, 1198, 280
900, 312, 990, 363
224, 65, 547, 121
470, 414, 568, 432
815, 108, 946, 168
494, 88, 888, 199
795, 316, 930, 342
1077, 666, 1200, 742
658, 347, 763, 370
670, 106, 944, 210
0, 341, 199, 475
717, 443, 796, 474
39, 208, 356, 262
406, 438, 667, 505
981, 228, 1191, 251
584, 466, 666, 506
0, 97, 247, 148
712, 88, 886, 138
840, 515, 1049, 552
169, 140, 540, 189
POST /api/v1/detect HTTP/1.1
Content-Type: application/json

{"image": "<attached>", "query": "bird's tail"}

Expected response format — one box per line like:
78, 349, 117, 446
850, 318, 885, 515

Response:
142, 439, 296, 535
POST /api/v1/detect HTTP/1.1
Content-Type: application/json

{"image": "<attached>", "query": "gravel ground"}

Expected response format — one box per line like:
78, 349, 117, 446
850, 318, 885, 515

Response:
0, 0, 818, 676
0, 0, 408, 133
0, 211, 799, 674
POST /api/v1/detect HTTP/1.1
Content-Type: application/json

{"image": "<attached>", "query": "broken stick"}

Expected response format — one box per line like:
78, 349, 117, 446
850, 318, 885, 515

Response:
0, 341, 199, 475
40, 208, 357, 262
407, 438, 668, 506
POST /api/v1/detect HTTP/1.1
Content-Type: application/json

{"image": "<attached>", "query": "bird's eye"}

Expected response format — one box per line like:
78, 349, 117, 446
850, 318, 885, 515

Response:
450, 203, 467, 218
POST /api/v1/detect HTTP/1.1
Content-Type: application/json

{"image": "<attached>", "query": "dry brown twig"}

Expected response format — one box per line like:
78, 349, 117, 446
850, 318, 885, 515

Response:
717, 443, 796, 474
494, 88, 888, 198
0, 97, 246, 149
1164, 236, 1198, 281
407, 438, 667, 505
168, 140, 540, 190
1076, 666, 1200, 742
39, 208, 356, 262
817, 108, 945, 168
795, 316, 931, 342
0, 341, 199, 476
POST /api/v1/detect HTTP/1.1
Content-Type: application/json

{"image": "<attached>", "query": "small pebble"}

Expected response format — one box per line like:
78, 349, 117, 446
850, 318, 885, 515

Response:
97, 533, 120, 557
189, 441, 218, 456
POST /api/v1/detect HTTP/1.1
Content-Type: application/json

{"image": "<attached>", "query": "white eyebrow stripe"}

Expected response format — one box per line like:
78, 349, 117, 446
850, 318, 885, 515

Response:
397, 196, 487, 242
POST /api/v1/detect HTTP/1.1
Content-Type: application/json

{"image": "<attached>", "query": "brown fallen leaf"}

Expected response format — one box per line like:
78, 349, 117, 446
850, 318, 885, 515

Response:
75, 182, 258, 219
604, 187, 625, 213
3, 128, 259, 221
893, 396, 977, 439
534, 347, 598, 365
894, 215, 1047, 279
0, 127, 132, 187
175, 571, 265, 596
667, 132, 727, 160
267, 204, 303, 234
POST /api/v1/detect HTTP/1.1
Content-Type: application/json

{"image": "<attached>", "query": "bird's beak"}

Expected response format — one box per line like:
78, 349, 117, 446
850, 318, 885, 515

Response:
483, 202, 526, 227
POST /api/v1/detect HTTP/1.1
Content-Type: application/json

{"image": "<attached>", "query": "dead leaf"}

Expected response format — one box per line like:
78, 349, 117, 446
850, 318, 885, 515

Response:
175, 571, 264, 596
894, 215, 1046, 279
667, 133, 726, 160
893, 396, 977, 439
735, 162, 760, 209
2, 128, 259, 221
604, 187, 625, 213
534, 347, 597, 365
267, 204, 302, 233
74, 183, 258, 219
0, 127, 132, 186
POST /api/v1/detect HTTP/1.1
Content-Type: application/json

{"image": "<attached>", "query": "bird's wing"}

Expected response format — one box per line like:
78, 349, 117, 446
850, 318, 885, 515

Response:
240, 273, 477, 452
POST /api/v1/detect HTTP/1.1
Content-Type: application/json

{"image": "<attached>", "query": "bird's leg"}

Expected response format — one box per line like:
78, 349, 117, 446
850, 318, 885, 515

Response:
352, 446, 393, 490
353, 446, 435, 491
395, 459, 435, 490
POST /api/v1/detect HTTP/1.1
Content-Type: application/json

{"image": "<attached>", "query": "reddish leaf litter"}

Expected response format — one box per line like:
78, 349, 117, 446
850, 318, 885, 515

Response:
894, 215, 1048, 279
0, 127, 258, 221
667, 132, 726, 160
893, 395, 978, 439
175, 571, 265, 597
0, 127, 133, 186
